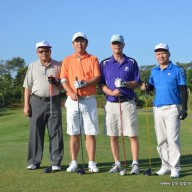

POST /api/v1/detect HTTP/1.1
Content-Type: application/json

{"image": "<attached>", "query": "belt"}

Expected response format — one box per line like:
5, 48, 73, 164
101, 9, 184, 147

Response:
32, 94, 59, 102
111, 98, 133, 103
78, 95, 95, 100
156, 104, 179, 110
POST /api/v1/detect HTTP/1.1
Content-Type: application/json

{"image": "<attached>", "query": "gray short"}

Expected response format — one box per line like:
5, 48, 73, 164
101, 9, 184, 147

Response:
104, 100, 138, 137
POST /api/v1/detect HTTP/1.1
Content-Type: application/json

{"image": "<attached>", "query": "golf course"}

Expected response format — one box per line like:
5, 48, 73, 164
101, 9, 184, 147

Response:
0, 106, 192, 192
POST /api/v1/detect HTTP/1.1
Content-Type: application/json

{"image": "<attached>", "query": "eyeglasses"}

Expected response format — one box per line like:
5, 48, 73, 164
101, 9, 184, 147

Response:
37, 49, 50, 54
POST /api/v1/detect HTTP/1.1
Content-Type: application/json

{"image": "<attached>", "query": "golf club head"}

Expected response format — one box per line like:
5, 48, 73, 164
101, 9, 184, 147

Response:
119, 168, 126, 176
44, 166, 52, 173
77, 168, 85, 174
143, 168, 152, 176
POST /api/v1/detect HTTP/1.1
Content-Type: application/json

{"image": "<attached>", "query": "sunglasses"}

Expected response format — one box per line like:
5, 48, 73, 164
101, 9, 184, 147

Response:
37, 49, 50, 54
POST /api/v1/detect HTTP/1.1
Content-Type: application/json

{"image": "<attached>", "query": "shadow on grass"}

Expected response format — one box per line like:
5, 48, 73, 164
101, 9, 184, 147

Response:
0, 107, 19, 117
88, 154, 192, 177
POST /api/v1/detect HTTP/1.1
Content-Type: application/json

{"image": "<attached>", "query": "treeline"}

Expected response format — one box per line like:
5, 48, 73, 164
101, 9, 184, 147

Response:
0, 57, 192, 107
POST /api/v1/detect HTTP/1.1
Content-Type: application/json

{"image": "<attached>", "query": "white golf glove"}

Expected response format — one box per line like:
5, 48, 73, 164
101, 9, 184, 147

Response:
74, 80, 87, 89
114, 78, 126, 88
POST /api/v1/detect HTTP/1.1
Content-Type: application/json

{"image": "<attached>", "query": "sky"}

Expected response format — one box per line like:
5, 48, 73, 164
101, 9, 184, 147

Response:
1, 0, 192, 66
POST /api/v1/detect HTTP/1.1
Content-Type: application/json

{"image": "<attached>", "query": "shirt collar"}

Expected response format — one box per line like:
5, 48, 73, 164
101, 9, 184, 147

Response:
157, 61, 172, 70
72, 52, 90, 60
111, 54, 126, 64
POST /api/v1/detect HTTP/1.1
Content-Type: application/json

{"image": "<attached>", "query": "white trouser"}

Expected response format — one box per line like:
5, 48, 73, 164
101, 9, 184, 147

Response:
153, 105, 180, 170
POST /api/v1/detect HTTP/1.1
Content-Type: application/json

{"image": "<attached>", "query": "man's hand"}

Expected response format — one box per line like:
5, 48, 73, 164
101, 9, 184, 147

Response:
48, 76, 60, 86
115, 78, 126, 88
179, 110, 188, 120
74, 80, 86, 89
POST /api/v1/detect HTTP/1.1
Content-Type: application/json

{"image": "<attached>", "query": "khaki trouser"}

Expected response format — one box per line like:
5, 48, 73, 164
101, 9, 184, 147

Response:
153, 105, 180, 169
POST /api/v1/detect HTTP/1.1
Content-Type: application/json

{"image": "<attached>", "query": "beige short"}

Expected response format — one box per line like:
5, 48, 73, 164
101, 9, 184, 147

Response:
104, 100, 138, 137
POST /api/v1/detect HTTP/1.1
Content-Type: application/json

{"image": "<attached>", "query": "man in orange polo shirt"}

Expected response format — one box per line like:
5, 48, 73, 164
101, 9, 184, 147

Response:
60, 32, 101, 173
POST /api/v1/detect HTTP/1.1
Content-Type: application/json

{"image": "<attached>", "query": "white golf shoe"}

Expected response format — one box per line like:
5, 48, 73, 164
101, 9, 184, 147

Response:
27, 165, 37, 170
88, 162, 99, 173
130, 164, 139, 174
67, 162, 78, 172
156, 167, 171, 176
170, 169, 180, 178
109, 163, 122, 173
52, 165, 61, 171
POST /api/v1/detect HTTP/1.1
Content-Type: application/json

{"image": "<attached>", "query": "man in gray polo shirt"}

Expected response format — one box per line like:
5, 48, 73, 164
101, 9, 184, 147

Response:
23, 41, 64, 172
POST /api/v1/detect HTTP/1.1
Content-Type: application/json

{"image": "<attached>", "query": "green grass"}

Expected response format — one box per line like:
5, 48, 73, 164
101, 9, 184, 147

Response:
0, 107, 192, 192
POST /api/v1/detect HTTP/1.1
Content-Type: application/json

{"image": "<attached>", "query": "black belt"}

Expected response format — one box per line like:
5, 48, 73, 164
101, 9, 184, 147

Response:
111, 98, 133, 103
31, 94, 59, 102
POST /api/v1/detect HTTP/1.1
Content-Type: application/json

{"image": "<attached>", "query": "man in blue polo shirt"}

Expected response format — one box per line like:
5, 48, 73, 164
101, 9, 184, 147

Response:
141, 43, 188, 178
99, 34, 141, 174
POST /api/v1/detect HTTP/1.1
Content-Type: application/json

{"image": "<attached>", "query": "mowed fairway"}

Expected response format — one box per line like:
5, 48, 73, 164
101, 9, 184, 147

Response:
0, 106, 192, 192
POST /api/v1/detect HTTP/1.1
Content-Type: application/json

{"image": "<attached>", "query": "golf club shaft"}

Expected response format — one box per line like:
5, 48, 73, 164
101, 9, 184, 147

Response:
118, 96, 126, 167
50, 82, 53, 162
144, 78, 151, 166
76, 77, 85, 169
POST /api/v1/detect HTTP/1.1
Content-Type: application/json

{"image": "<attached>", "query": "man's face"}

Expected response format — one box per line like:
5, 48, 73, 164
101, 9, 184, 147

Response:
155, 50, 170, 65
36, 47, 51, 62
111, 41, 124, 54
72, 37, 87, 54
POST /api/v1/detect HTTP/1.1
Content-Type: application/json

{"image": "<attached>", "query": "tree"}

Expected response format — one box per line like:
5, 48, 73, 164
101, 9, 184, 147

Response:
13, 67, 28, 103
0, 57, 26, 106
5, 57, 25, 76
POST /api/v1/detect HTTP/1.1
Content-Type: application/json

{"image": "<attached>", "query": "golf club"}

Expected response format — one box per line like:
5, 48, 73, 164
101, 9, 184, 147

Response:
44, 76, 54, 173
143, 77, 152, 176
118, 96, 127, 176
76, 77, 86, 174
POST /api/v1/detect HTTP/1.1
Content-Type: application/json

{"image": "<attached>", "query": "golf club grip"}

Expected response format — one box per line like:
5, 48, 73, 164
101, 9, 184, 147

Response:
75, 76, 79, 96
50, 84, 53, 96
49, 75, 53, 97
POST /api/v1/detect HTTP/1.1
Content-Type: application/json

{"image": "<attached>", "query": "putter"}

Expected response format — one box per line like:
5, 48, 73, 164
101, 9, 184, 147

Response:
143, 77, 152, 176
44, 76, 54, 173
118, 96, 127, 176
76, 77, 86, 175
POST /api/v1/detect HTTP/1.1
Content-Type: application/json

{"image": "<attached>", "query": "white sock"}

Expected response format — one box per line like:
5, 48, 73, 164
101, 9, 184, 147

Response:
115, 161, 121, 165
71, 160, 77, 165
89, 161, 94, 166
132, 160, 138, 165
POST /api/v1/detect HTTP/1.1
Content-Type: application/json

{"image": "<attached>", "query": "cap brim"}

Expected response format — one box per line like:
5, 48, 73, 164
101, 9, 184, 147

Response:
154, 48, 168, 52
37, 46, 52, 49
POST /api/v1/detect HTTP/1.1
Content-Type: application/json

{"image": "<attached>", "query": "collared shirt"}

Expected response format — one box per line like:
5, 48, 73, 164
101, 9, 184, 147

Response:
60, 52, 101, 97
149, 62, 186, 107
23, 59, 61, 97
100, 54, 141, 102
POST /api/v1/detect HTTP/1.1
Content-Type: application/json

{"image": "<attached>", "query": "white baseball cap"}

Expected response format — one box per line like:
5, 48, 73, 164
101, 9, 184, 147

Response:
36, 41, 52, 50
72, 32, 87, 42
154, 43, 169, 52
111, 34, 124, 44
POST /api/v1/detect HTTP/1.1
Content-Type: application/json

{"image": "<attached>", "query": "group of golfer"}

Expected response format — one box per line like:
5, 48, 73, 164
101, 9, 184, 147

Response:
23, 32, 188, 178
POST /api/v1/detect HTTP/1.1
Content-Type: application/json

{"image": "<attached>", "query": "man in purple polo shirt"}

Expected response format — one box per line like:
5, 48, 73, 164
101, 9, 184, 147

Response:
99, 34, 141, 174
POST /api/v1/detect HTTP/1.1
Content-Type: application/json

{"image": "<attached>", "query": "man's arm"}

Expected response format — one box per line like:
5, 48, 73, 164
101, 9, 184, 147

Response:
62, 81, 78, 101
99, 84, 120, 97
83, 76, 101, 87
179, 85, 188, 120
23, 88, 32, 117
